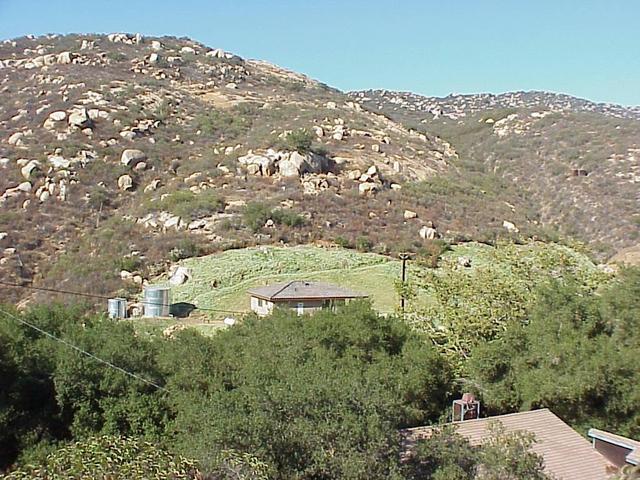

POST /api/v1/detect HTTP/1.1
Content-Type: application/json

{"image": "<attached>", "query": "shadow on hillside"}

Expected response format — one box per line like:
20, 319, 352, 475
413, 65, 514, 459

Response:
170, 302, 196, 318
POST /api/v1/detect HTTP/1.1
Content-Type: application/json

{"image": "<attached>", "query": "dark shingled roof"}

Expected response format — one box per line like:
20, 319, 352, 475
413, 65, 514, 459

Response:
247, 281, 368, 301
401, 409, 617, 480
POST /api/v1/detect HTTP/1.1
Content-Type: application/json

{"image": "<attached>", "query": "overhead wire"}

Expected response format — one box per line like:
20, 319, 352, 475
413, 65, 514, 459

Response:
0, 280, 246, 315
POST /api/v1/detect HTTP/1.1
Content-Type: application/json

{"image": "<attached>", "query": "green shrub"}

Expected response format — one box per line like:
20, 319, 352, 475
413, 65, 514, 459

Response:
196, 109, 251, 139
243, 203, 306, 232
152, 99, 172, 123
334, 236, 352, 248
155, 190, 224, 220
355, 236, 373, 252
279, 128, 314, 153
270, 209, 306, 228
417, 240, 451, 268
242, 203, 273, 233
114, 256, 143, 273
170, 239, 201, 261
106, 51, 126, 62
87, 186, 111, 210
167, 303, 453, 478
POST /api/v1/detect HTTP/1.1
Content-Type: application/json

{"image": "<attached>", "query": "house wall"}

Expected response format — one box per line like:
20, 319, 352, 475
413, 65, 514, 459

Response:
251, 298, 349, 316
250, 296, 274, 316
593, 439, 632, 467
283, 299, 324, 315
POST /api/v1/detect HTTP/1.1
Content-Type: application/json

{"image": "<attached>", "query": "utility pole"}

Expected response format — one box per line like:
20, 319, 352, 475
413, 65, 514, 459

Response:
398, 253, 411, 314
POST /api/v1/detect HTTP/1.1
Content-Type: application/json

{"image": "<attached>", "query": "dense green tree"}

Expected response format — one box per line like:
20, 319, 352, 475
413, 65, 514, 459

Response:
470, 270, 640, 436
1, 436, 197, 480
202, 449, 272, 480
600, 267, 640, 345
405, 241, 607, 370
163, 302, 454, 479
1, 302, 456, 478
0, 305, 74, 467
52, 315, 168, 439
0, 305, 170, 468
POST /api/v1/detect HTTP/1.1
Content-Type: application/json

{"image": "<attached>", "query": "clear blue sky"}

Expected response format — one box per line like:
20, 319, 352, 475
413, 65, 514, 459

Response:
1, 0, 639, 105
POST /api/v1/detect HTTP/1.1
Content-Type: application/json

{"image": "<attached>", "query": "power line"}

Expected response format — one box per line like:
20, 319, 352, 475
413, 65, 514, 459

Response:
0, 306, 168, 392
0, 280, 246, 315
0, 280, 110, 300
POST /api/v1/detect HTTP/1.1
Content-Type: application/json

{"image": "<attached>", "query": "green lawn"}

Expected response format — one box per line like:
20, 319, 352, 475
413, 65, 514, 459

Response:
148, 242, 601, 324
163, 245, 403, 319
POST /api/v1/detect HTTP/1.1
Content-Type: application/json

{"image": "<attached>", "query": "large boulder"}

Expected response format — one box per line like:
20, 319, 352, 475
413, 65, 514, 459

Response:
121, 149, 147, 167
246, 164, 261, 175
17, 181, 32, 192
278, 152, 307, 177
169, 266, 190, 286
238, 153, 276, 176
502, 220, 519, 233
8, 132, 26, 145
144, 179, 162, 192
68, 108, 93, 129
404, 210, 418, 220
48, 155, 70, 169
305, 152, 330, 173
163, 214, 183, 230
358, 182, 379, 195
118, 174, 134, 191
49, 111, 67, 122
206, 48, 230, 59
419, 225, 439, 240
279, 151, 329, 177
107, 32, 142, 44
56, 51, 75, 64
21, 160, 40, 180
278, 158, 301, 177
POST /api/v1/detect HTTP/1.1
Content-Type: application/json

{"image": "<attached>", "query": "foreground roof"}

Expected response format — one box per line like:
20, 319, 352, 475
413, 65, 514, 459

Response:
589, 428, 640, 466
401, 409, 616, 480
247, 281, 368, 301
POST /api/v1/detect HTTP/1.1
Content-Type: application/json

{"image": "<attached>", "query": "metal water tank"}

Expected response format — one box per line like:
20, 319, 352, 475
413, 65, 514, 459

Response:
108, 298, 127, 319
143, 286, 171, 318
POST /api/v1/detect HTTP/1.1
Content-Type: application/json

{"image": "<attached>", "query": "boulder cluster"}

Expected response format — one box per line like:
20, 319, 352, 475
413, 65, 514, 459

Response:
0, 146, 98, 206
238, 150, 332, 178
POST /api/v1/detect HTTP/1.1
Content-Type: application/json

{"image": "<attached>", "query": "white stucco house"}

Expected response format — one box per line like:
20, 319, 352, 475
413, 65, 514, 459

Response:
248, 280, 368, 316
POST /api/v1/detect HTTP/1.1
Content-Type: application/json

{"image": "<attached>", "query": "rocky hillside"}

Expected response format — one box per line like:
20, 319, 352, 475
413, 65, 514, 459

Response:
350, 90, 640, 255
0, 33, 635, 304
351, 90, 640, 121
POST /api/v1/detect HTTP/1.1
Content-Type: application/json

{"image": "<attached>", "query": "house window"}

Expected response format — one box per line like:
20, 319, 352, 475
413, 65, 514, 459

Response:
257, 298, 263, 307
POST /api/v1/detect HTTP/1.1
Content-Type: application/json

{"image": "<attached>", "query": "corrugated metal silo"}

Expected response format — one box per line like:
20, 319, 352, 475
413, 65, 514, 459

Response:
108, 298, 127, 319
143, 286, 171, 318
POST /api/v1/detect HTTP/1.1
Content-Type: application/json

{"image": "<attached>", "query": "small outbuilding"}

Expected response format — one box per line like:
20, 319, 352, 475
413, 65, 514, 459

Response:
247, 280, 368, 316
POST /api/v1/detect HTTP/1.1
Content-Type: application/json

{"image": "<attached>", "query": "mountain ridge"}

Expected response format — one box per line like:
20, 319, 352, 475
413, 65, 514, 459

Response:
0, 33, 637, 305
349, 89, 640, 120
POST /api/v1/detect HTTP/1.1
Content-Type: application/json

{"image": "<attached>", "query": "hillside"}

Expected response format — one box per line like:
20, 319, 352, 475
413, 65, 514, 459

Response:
151, 241, 602, 332
161, 245, 401, 315
0, 33, 637, 306
350, 89, 640, 257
